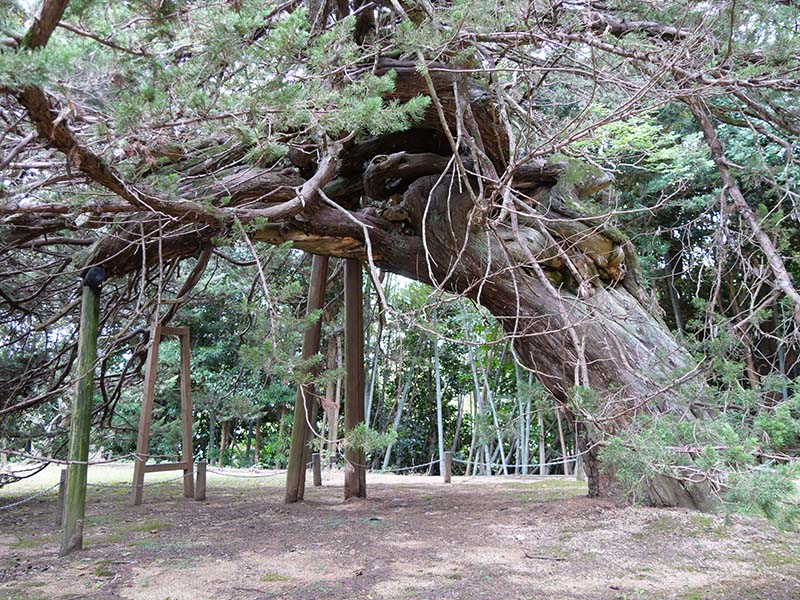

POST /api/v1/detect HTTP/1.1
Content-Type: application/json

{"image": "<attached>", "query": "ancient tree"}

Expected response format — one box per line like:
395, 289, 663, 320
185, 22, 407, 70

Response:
2, 0, 800, 509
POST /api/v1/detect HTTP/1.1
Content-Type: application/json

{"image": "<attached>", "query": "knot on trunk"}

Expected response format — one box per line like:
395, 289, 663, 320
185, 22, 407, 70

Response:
360, 151, 640, 299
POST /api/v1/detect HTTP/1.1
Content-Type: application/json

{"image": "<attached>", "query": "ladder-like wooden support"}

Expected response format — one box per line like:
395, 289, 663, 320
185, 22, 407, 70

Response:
132, 325, 194, 505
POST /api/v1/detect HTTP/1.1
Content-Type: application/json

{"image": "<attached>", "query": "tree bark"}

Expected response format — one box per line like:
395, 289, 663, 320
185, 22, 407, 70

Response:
344, 259, 366, 499
285, 254, 329, 503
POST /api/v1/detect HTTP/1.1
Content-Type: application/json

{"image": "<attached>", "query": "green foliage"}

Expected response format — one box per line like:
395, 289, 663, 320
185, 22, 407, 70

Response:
753, 394, 800, 451
600, 358, 800, 525
345, 423, 397, 455
0, 41, 84, 88
724, 464, 800, 529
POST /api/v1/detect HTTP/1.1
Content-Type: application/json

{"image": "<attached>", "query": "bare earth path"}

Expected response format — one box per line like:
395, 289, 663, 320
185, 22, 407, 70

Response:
1, 464, 799, 600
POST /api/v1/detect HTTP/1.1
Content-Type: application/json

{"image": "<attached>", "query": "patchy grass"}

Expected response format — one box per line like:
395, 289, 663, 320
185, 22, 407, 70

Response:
755, 541, 800, 568
9, 536, 53, 550
360, 516, 392, 528
2, 465, 799, 600
644, 515, 682, 535
260, 572, 292, 583
94, 565, 114, 578
0, 590, 49, 600
84, 533, 123, 547
127, 520, 172, 533
504, 478, 588, 502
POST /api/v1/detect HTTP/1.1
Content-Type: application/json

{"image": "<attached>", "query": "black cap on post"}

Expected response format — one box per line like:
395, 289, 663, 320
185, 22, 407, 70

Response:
82, 266, 107, 292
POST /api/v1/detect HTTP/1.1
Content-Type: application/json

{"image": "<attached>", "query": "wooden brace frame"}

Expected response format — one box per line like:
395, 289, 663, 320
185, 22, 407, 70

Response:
131, 325, 194, 505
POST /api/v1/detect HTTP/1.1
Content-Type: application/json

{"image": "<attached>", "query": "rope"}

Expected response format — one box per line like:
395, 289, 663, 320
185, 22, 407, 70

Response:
87, 471, 194, 489
0, 481, 60, 511
373, 454, 580, 475
452, 456, 578, 470
0, 449, 184, 466
374, 459, 438, 473
206, 468, 287, 479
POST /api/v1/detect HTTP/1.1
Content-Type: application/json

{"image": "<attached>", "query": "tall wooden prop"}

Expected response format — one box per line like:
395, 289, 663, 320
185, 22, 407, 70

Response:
131, 326, 194, 505
344, 259, 367, 499
285, 255, 329, 503
60, 266, 105, 556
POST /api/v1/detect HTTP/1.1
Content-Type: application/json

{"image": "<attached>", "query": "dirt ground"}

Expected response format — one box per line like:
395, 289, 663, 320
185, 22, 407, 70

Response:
1, 464, 799, 600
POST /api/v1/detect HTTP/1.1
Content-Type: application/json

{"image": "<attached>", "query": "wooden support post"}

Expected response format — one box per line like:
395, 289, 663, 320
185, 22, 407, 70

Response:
195, 461, 206, 501
132, 324, 160, 506
60, 267, 105, 556
132, 326, 194, 505
56, 468, 67, 527
312, 452, 322, 487
443, 451, 452, 484
179, 332, 194, 499
285, 255, 329, 503
344, 259, 366, 500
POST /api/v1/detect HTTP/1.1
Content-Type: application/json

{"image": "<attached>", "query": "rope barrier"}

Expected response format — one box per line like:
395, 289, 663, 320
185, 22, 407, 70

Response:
206, 468, 287, 479
0, 472, 196, 512
0, 449, 185, 466
373, 459, 438, 473
87, 471, 194, 490
452, 456, 578, 471
0, 452, 584, 513
0, 481, 60, 511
